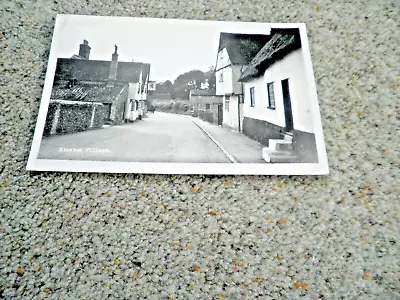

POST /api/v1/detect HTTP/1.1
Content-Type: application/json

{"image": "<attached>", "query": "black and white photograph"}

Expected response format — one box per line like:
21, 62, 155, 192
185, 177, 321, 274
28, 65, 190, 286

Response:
27, 15, 328, 175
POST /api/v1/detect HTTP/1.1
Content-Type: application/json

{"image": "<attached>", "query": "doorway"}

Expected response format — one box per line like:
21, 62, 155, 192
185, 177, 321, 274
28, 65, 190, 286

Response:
103, 103, 112, 122
217, 104, 223, 125
281, 79, 294, 132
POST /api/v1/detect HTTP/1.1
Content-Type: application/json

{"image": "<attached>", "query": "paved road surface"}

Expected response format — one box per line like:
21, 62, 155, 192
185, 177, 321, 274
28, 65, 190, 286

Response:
38, 112, 232, 163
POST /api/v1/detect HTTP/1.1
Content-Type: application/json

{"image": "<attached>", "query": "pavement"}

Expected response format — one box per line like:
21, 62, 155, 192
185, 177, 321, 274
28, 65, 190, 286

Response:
38, 112, 264, 163
187, 116, 265, 163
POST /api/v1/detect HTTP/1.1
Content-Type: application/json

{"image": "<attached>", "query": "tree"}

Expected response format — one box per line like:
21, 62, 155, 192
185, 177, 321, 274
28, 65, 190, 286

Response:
205, 66, 216, 90
172, 70, 207, 99
163, 80, 173, 89
155, 80, 174, 95
158, 68, 216, 100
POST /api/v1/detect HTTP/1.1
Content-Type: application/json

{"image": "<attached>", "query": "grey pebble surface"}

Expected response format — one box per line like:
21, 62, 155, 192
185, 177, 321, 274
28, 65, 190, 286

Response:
1, 0, 399, 299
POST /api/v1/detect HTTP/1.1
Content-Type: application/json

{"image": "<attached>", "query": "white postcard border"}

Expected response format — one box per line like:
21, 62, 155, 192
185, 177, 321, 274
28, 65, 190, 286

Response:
27, 15, 329, 175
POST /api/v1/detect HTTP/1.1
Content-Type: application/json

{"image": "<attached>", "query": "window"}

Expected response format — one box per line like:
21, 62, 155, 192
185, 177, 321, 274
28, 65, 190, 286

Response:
267, 82, 275, 109
225, 95, 230, 111
250, 87, 255, 107
238, 95, 244, 104
219, 73, 224, 82
206, 104, 211, 110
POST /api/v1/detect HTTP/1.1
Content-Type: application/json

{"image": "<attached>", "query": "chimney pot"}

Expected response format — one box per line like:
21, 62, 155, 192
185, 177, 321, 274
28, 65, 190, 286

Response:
79, 40, 91, 59
109, 46, 119, 81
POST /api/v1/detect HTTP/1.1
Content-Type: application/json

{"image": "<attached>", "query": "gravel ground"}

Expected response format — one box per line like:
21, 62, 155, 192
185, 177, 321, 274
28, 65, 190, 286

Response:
1, 0, 399, 299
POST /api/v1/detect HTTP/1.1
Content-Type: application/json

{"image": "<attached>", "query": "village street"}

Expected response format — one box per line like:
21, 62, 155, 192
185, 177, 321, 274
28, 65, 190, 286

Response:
38, 112, 265, 163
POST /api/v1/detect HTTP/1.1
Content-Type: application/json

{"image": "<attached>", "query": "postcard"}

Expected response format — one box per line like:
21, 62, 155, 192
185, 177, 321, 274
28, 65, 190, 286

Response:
27, 14, 329, 175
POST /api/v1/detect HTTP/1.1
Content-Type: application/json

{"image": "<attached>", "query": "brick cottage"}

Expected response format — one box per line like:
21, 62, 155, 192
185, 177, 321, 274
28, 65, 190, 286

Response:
44, 40, 151, 136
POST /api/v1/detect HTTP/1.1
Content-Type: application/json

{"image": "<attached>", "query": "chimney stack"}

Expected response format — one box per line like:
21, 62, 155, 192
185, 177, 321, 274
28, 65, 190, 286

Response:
108, 45, 119, 81
79, 40, 91, 59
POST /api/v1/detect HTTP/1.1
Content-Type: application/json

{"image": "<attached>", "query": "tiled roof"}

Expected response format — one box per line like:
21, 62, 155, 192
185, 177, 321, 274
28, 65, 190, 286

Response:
115, 61, 143, 83
51, 83, 125, 103
54, 58, 147, 83
239, 29, 302, 82
218, 33, 272, 65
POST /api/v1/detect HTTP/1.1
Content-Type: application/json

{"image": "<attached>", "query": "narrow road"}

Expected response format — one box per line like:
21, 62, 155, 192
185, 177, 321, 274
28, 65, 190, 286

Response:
38, 112, 231, 163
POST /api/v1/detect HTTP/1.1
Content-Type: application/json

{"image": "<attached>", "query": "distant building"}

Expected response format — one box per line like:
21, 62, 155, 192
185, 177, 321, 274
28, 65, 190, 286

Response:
189, 89, 223, 125
215, 33, 271, 132
44, 40, 150, 136
200, 79, 210, 90
238, 28, 318, 163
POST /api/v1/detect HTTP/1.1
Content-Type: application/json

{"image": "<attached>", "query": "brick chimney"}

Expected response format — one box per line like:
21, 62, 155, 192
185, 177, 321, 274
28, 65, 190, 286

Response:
79, 40, 91, 59
108, 45, 119, 81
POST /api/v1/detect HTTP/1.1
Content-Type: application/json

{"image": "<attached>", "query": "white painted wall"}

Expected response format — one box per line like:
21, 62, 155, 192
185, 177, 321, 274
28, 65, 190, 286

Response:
215, 49, 246, 96
132, 70, 143, 101
216, 48, 231, 70
243, 49, 314, 134
141, 81, 147, 100
231, 65, 246, 95
128, 82, 139, 100
216, 48, 233, 96
216, 66, 233, 96
124, 98, 130, 120
124, 69, 150, 121
141, 74, 149, 100
125, 99, 141, 121
223, 95, 240, 131
125, 85, 143, 121
129, 110, 139, 121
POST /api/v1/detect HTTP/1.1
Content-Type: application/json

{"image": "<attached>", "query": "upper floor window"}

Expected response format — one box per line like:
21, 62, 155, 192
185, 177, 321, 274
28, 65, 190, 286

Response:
267, 82, 275, 109
250, 87, 255, 107
219, 73, 224, 82
206, 104, 211, 110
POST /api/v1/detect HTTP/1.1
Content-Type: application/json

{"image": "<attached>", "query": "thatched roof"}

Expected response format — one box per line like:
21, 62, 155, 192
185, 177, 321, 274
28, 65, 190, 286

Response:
239, 30, 302, 82
218, 33, 271, 66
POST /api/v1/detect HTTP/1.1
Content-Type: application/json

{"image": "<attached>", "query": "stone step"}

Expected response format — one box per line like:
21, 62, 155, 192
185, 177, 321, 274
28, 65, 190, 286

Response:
262, 147, 298, 163
269, 139, 291, 151
275, 142, 293, 151
270, 152, 299, 163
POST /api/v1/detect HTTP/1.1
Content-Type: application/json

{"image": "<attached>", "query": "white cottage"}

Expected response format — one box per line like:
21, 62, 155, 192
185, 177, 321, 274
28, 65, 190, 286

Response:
125, 63, 150, 121
238, 28, 318, 163
215, 33, 271, 132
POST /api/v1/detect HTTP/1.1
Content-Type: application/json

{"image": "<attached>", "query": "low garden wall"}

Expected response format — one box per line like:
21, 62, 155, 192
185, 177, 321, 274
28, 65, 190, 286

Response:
43, 101, 106, 136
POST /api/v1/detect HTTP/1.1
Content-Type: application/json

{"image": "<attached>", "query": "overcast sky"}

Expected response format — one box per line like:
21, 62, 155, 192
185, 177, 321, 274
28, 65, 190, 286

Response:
53, 15, 272, 83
